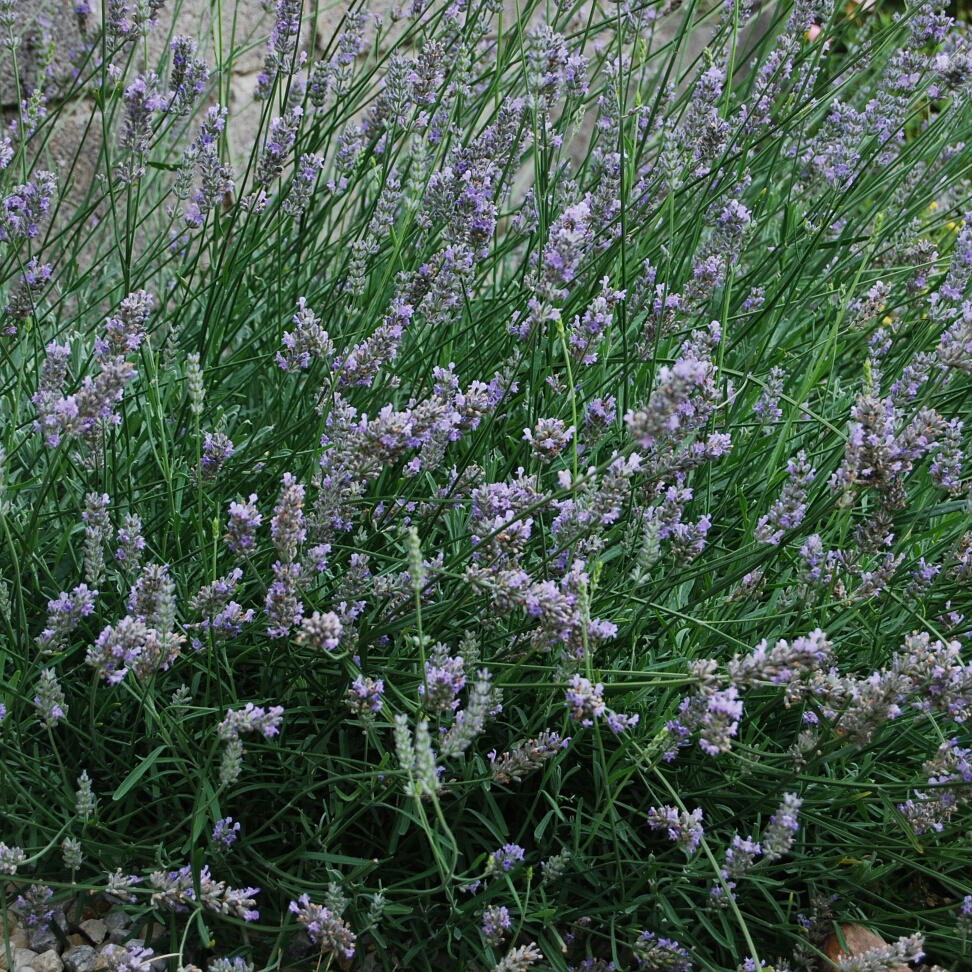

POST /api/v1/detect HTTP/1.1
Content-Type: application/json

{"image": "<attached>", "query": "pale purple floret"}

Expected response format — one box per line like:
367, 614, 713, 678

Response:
333, 298, 412, 387
625, 358, 715, 449
565, 674, 606, 726
755, 451, 815, 545
255, 108, 302, 186
115, 514, 145, 566
212, 816, 240, 848
265, 560, 303, 638
420, 644, 466, 713
201, 432, 234, 479
492, 843, 526, 872
35, 583, 97, 653
289, 893, 356, 960
226, 494, 262, 556
524, 418, 574, 463
34, 669, 68, 726
482, 904, 512, 946
565, 674, 638, 732
218, 702, 285, 740
15, 885, 54, 931
606, 711, 641, 733
585, 396, 617, 436
0, 843, 27, 875
346, 675, 384, 716
753, 366, 785, 430
834, 934, 924, 972
297, 611, 342, 650
647, 805, 704, 855
673, 681, 744, 758
958, 896, 972, 937
150, 863, 259, 921
632, 932, 692, 972
930, 417, 964, 493
722, 834, 761, 883
0, 171, 57, 243
761, 792, 802, 861
271, 473, 306, 564
727, 629, 833, 690
98, 944, 156, 972
277, 298, 333, 372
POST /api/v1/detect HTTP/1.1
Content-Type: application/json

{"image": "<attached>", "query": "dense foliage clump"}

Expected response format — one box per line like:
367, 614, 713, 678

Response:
2, 0, 972, 967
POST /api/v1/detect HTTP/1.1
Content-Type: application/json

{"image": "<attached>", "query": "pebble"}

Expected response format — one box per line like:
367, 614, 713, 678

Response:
77, 924, 105, 948
102, 915, 130, 947
27, 929, 59, 956
1, 930, 29, 951
0, 947, 38, 971
61, 946, 97, 972
29, 950, 63, 972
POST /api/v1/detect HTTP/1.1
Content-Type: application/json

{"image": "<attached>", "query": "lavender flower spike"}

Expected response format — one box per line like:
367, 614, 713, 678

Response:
218, 702, 285, 740
761, 792, 802, 861
835, 935, 924, 972
226, 494, 262, 557
288, 893, 356, 960
647, 805, 704, 855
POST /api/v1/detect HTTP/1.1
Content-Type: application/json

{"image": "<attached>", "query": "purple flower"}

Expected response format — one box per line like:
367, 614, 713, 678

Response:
333, 298, 412, 387
34, 669, 67, 726
297, 611, 342, 650
632, 932, 692, 972
606, 711, 640, 733
753, 366, 785, 429
762, 793, 802, 861
524, 418, 574, 463
218, 702, 285, 740
212, 816, 240, 849
565, 674, 605, 726
0, 171, 57, 243
277, 298, 333, 372
15, 885, 54, 931
115, 514, 145, 567
226, 494, 262, 556
482, 905, 512, 946
420, 644, 466, 713
265, 560, 303, 638
491, 843, 526, 872
255, 108, 302, 186
289, 894, 356, 960
0, 843, 26, 875
346, 675, 384, 718
35, 583, 98, 654
200, 432, 234, 480
722, 833, 761, 883
271, 473, 306, 564
584, 396, 617, 438
755, 451, 814, 545
98, 944, 156, 972
647, 805, 704, 855
728, 629, 832, 690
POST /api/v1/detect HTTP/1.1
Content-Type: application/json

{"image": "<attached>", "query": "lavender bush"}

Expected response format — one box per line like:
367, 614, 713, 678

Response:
1, 0, 972, 967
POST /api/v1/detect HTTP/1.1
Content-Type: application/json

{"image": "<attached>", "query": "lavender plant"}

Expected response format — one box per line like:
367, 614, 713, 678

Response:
0, 0, 971, 967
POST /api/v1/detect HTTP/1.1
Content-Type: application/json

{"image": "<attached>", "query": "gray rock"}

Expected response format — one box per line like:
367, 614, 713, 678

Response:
283, 930, 318, 964
2, 929, 30, 951
61, 946, 97, 972
102, 915, 130, 947
76, 924, 104, 949
28, 950, 63, 972
11, 948, 38, 971
27, 929, 59, 956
